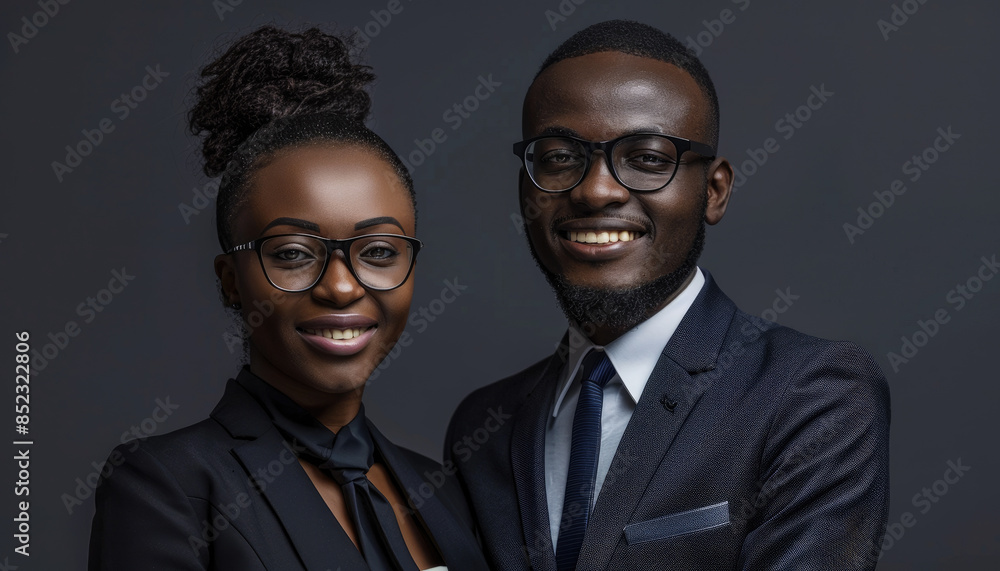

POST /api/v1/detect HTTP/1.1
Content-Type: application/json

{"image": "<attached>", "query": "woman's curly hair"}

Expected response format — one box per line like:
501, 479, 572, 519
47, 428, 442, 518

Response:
187, 25, 414, 252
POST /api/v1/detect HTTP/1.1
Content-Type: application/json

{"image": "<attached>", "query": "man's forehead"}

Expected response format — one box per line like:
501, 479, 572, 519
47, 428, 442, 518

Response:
522, 51, 705, 139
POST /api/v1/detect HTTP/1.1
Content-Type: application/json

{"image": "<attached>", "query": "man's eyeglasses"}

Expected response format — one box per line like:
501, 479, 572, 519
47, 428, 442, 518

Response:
226, 233, 422, 292
512, 132, 716, 193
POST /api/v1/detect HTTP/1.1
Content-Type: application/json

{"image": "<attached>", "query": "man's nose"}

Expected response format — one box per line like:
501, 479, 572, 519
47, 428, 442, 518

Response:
569, 151, 631, 210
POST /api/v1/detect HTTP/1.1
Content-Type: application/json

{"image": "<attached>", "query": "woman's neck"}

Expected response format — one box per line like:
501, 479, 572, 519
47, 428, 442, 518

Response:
247, 356, 364, 434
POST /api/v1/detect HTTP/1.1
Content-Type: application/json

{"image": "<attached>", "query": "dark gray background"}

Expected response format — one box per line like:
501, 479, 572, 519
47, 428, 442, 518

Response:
2, 0, 997, 568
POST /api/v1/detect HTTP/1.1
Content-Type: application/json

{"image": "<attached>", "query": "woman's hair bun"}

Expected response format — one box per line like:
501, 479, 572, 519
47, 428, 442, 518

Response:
188, 25, 375, 177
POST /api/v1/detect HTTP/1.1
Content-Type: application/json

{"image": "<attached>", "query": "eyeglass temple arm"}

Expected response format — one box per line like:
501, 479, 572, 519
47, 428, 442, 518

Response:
689, 140, 717, 158
228, 242, 256, 254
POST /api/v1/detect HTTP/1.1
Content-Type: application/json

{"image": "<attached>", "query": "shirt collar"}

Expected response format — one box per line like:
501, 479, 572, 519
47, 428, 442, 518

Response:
551, 267, 706, 418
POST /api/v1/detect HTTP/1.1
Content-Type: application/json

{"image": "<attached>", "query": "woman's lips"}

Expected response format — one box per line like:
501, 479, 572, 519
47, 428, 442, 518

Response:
296, 314, 379, 357
297, 325, 377, 356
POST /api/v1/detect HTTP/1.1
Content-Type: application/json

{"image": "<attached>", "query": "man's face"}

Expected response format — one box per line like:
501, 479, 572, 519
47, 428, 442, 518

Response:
519, 51, 732, 343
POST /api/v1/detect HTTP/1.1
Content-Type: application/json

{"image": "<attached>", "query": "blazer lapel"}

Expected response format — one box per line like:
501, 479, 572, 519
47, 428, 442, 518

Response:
368, 422, 489, 571
578, 272, 737, 570
510, 352, 563, 571
212, 379, 370, 571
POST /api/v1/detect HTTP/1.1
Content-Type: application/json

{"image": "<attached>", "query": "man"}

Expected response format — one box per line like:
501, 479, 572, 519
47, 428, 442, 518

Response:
446, 19, 889, 571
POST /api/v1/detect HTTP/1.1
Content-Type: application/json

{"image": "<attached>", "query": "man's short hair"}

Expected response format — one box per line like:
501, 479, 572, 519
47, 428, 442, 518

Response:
536, 19, 721, 148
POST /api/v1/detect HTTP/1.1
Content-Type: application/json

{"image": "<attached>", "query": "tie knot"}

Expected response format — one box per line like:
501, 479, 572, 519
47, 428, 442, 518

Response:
325, 464, 368, 486
580, 350, 616, 388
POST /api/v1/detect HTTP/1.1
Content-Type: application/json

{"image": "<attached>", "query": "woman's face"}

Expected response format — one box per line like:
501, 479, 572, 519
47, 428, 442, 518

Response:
215, 143, 416, 404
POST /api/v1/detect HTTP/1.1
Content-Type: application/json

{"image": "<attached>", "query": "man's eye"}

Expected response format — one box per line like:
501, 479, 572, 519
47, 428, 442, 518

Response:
626, 152, 676, 171
540, 151, 583, 165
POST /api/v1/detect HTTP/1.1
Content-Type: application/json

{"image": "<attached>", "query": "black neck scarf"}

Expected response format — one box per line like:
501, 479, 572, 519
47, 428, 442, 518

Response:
237, 367, 418, 571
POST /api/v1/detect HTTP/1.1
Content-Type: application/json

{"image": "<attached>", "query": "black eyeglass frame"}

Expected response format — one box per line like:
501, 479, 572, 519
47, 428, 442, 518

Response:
512, 132, 717, 193
226, 233, 423, 293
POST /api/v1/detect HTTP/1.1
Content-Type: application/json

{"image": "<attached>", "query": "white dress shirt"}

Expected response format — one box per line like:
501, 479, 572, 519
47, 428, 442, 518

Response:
544, 267, 706, 549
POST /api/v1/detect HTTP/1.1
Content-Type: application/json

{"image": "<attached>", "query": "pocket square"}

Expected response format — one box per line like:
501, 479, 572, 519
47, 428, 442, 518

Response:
623, 501, 730, 545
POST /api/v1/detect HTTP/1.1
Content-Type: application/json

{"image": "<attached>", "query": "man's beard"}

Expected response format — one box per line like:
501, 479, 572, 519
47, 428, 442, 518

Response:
525, 197, 707, 337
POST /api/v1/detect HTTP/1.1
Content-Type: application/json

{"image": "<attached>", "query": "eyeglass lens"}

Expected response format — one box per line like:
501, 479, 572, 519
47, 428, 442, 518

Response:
259, 235, 414, 291
524, 135, 680, 191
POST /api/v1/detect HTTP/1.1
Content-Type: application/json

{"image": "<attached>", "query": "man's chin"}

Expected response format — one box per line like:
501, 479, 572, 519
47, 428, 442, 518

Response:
528, 221, 706, 341
543, 268, 693, 337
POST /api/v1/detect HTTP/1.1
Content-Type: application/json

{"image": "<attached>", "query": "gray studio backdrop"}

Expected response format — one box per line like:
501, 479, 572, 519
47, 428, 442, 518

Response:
2, 0, 997, 568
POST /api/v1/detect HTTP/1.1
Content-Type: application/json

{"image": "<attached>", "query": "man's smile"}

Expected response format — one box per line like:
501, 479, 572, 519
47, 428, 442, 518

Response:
554, 215, 649, 257
563, 229, 641, 244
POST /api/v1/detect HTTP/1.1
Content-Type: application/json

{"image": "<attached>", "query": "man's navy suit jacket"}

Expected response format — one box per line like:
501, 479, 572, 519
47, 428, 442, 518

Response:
89, 376, 489, 570
445, 272, 890, 570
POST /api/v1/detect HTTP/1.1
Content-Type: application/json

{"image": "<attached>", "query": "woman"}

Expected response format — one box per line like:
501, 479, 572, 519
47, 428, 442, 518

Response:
88, 26, 487, 571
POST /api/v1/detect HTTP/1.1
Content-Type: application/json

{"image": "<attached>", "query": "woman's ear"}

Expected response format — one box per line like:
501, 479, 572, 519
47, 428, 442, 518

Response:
214, 254, 241, 308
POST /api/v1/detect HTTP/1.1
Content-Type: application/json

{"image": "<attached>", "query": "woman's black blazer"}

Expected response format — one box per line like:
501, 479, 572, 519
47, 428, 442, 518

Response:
88, 377, 489, 570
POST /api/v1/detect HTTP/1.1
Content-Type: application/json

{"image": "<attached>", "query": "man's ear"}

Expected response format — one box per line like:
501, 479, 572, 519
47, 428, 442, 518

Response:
704, 156, 734, 225
214, 254, 240, 308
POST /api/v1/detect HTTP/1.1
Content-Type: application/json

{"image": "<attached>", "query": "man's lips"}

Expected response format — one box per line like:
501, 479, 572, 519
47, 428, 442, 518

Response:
555, 218, 648, 246
296, 314, 378, 356
564, 229, 640, 244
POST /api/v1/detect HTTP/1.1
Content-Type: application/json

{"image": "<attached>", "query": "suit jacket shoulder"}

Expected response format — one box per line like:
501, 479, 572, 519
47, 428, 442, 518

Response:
88, 414, 271, 570
448, 354, 551, 429
707, 306, 890, 449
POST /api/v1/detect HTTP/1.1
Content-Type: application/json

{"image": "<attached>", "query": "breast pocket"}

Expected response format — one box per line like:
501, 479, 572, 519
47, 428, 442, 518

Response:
623, 501, 730, 545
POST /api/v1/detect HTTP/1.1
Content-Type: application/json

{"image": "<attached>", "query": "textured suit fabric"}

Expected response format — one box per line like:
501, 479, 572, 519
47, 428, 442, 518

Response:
445, 272, 890, 570
89, 377, 489, 571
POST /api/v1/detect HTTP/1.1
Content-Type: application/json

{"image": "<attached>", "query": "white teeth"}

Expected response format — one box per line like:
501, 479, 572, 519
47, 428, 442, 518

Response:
566, 230, 637, 244
305, 327, 369, 341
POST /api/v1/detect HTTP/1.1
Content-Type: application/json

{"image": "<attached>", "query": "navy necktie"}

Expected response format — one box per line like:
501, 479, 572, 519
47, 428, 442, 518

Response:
556, 350, 617, 571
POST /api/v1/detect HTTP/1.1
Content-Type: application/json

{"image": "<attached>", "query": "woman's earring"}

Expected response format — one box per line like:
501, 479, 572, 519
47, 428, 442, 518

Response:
230, 302, 242, 310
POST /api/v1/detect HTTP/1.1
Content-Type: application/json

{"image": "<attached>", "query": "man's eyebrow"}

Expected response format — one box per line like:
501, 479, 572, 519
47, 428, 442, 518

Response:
355, 216, 405, 231
618, 126, 666, 136
537, 126, 668, 139
539, 126, 583, 138
261, 217, 321, 232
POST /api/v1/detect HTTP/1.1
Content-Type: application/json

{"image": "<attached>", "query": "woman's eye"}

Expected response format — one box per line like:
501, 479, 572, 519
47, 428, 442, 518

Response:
273, 248, 313, 262
363, 247, 397, 260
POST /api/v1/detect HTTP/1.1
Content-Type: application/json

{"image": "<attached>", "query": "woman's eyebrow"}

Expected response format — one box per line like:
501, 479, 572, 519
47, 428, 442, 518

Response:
261, 217, 321, 232
355, 216, 404, 232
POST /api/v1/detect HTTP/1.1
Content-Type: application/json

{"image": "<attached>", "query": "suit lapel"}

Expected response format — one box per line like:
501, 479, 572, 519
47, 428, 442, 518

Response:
368, 422, 488, 571
577, 272, 737, 570
578, 356, 704, 569
212, 379, 370, 571
511, 353, 563, 571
